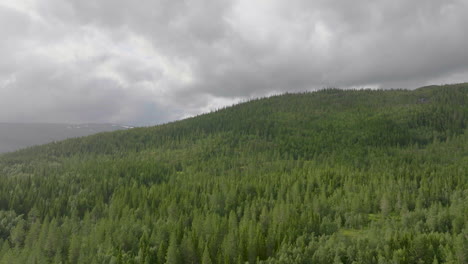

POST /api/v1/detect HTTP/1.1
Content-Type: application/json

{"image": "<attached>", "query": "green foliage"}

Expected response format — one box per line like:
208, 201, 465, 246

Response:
0, 84, 467, 263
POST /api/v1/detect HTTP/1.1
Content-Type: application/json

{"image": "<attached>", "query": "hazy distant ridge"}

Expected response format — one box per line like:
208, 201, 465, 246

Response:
0, 123, 132, 153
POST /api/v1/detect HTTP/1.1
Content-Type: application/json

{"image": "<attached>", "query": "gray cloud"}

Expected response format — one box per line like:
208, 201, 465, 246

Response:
1, 0, 467, 126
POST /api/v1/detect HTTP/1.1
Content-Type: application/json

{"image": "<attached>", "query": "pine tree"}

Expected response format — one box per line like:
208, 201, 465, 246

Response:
202, 245, 213, 264
9, 219, 26, 247
68, 234, 81, 264
165, 234, 180, 264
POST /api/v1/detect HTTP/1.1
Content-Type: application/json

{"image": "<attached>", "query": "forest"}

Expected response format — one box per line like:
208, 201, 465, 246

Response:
0, 84, 466, 263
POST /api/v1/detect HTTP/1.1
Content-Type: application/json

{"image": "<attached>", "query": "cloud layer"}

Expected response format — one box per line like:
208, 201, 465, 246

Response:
1, 0, 467, 125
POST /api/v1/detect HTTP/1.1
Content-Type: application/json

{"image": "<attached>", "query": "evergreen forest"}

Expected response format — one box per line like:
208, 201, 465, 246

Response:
0, 84, 467, 263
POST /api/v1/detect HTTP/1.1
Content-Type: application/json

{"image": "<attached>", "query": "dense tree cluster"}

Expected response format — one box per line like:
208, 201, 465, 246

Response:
0, 84, 467, 263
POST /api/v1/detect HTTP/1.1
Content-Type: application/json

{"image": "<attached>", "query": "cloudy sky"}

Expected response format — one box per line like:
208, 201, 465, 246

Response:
1, 0, 467, 126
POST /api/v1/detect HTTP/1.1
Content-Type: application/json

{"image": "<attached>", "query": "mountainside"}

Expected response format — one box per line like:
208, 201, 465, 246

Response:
0, 84, 467, 263
0, 123, 132, 154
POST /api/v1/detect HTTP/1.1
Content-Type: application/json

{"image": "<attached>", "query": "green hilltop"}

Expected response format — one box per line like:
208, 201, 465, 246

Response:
0, 84, 467, 263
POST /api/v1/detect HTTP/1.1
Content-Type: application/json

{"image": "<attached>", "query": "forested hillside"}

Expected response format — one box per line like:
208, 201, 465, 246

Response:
0, 84, 467, 263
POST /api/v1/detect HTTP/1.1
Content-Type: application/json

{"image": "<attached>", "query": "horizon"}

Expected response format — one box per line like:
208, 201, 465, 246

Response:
1, 1, 467, 126
2, 82, 464, 127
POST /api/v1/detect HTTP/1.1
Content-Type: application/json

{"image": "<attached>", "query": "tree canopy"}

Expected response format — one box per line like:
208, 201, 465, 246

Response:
0, 84, 467, 263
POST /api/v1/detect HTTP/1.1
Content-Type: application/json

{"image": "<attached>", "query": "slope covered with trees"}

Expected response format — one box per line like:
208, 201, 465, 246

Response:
0, 84, 467, 263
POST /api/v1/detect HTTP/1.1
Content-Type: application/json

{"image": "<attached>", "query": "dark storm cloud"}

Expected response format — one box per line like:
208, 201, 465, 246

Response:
1, 0, 467, 125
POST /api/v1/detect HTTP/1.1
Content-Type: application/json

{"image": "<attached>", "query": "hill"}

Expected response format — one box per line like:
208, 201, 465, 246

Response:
0, 84, 467, 263
0, 123, 132, 154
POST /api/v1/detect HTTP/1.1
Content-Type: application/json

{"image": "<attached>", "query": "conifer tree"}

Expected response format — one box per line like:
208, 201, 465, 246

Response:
202, 245, 212, 264
165, 234, 180, 264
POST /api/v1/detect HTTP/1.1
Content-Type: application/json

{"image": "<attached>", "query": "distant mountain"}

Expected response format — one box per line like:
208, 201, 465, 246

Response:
0, 123, 132, 153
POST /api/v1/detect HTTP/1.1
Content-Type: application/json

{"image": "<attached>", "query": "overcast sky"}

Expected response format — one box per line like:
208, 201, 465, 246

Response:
1, 0, 467, 126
